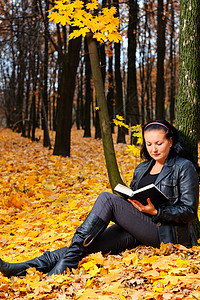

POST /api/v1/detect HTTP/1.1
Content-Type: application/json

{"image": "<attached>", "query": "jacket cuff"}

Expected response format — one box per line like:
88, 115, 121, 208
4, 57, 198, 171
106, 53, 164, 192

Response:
152, 208, 161, 223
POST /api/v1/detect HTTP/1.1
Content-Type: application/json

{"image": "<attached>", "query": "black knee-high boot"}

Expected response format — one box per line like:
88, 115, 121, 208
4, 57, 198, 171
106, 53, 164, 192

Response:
0, 246, 68, 278
47, 213, 107, 276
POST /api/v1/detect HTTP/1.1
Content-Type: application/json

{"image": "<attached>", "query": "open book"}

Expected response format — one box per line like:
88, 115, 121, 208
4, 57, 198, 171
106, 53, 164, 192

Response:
114, 183, 168, 208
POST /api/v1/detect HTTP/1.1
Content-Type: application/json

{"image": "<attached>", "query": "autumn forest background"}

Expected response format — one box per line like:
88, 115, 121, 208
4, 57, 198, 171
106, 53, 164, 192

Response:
0, 0, 200, 299
0, 0, 180, 150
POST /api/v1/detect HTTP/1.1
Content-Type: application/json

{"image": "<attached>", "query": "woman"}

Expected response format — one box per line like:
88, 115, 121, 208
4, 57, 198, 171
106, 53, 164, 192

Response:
0, 120, 199, 277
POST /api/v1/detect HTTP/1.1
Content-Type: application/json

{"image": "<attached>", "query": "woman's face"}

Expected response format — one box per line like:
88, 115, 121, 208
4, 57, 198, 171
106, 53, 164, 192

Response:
144, 129, 173, 164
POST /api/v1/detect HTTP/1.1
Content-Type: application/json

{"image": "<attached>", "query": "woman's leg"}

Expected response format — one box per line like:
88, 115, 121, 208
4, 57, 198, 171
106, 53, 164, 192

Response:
47, 192, 159, 276
0, 213, 107, 278
87, 223, 139, 255
1, 192, 158, 277
0, 224, 136, 277
90, 192, 160, 248
0, 247, 68, 278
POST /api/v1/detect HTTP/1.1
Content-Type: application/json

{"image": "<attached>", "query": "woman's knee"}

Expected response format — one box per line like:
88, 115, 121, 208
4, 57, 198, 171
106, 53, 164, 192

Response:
91, 192, 115, 216
96, 192, 112, 203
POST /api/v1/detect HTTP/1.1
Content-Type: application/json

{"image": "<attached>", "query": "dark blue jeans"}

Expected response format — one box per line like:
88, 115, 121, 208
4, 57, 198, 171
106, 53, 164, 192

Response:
90, 192, 160, 248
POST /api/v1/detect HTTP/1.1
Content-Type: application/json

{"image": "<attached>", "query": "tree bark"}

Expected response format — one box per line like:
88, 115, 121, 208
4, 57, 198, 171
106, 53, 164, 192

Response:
169, 0, 175, 123
114, 41, 126, 144
175, 0, 200, 164
155, 0, 166, 119
43, 0, 51, 147
107, 44, 115, 134
87, 33, 123, 190
175, 0, 200, 237
84, 37, 92, 137
114, 0, 126, 144
53, 35, 82, 156
95, 42, 105, 139
126, 0, 139, 141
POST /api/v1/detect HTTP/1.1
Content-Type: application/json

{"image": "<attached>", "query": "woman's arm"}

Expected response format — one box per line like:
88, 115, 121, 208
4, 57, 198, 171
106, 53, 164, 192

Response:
152, 161, 199, 224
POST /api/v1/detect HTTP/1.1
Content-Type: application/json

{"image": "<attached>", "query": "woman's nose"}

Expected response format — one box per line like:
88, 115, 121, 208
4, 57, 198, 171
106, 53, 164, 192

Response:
152, 145, 158, 152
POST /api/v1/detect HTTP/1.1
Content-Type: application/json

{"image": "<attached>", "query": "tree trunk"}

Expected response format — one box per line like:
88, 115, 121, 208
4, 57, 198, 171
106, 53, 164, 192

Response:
175, 0, 200, 237
126, 0, 139, 141
114, 0, 126, 144
76, 73, 81, 130
87, 33, 123, 190
139, 39, 145, 125
144, 0, 153, 123
53, 35, 82, 156
84, 37, 92, 137
95, 42, 105, 139
115, 41, 126, 144
107, 44, 114, 134
155, 0, 166, 119
169, 0, 175, 123
43, 0, 51, 147
78, 57, 84, 129
95, 98, 101, 138
31, 93, 36, 141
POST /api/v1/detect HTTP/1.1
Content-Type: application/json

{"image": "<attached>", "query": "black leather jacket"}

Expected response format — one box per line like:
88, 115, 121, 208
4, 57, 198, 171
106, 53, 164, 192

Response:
130, 155, 199, 247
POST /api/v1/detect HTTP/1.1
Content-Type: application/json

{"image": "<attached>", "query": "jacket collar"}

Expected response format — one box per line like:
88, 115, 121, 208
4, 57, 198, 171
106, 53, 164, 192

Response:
155, 155, 176, 185
135, 155, 176, 188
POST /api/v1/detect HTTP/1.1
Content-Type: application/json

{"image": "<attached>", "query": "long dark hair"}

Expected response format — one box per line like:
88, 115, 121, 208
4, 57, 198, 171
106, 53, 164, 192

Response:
141, 120, 199, 172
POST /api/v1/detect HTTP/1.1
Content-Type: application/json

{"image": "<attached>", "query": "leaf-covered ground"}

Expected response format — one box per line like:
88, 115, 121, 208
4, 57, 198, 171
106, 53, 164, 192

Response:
0, 127, 199, 300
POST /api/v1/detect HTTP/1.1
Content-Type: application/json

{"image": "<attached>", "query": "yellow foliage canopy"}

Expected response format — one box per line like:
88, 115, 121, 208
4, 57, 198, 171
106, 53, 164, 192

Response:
48, 0, 122, 43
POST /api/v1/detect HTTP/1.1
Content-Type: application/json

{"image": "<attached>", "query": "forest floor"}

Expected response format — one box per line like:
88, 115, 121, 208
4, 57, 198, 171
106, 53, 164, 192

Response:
0, 126, 200, 300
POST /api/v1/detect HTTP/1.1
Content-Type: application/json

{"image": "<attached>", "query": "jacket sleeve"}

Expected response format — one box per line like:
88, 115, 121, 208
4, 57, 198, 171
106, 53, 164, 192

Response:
152, 160, 199, 224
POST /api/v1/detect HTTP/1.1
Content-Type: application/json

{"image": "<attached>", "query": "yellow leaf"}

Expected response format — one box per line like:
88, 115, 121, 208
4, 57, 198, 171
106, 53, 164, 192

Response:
86, 0, 98, 10
68, 199, 77, 209
139, 255, 158, 265
85, 278, 93, 287
143, 269, 160, 278
122, 252, 138, 266
88, 264, 99, 276
89, 252, 105, 265
69, 29, 82, 39
81, 260, 95, 271
104, 282, 124, 295
115, 114, 124, 121
126, 145, 140, 157
76, 289, 99, 299
176, 257, 189, 268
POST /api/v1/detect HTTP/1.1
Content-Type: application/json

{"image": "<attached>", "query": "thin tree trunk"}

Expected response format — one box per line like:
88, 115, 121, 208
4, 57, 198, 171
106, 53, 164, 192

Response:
155, 0, 166, 119
114, 0, 126, 144
107, 44, 114, 134
84, 37, 92, 137
126, 0, 139, 138
139, 44, 145, 125
115, 41, 126, 143
169, 0, 175, 123
95, 42, 105, 139
87, 33, 123, 190
43, 0, 50, 147
76, 73, 81, 130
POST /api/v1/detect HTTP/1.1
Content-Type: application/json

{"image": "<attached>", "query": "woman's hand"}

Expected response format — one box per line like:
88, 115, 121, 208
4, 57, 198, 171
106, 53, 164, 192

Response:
128, 198, 158, 216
